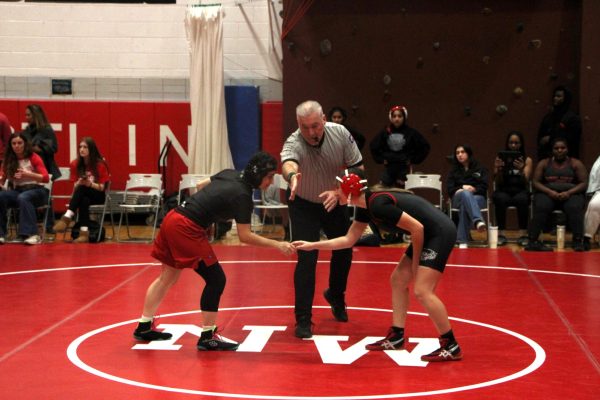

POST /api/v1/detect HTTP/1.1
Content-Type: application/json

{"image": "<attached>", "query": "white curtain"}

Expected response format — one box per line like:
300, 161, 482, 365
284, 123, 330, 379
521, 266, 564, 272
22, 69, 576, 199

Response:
185, 5, 233, 174
266, 0, 283, 81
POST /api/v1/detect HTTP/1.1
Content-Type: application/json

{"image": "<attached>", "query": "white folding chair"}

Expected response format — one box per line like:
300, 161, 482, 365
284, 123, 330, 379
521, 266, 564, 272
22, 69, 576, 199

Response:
405, 174, 444, 209
129, 173, 163, 180
49, 167, 74, 239
6, 177, 53, 242
177, 174, 210, 204
117, 174, 163, 243
51, 167, 72, 202
254, 173, 292, 240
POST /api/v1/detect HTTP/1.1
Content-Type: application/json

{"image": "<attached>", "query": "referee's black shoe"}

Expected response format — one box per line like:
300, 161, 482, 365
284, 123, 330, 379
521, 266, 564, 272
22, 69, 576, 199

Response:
324, 288, 348, 322
295, 316, 313, 339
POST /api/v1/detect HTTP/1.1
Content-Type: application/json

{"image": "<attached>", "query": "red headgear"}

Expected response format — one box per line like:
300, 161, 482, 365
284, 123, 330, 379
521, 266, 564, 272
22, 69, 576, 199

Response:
336, 169, 368, 198
388, 105, 408, 121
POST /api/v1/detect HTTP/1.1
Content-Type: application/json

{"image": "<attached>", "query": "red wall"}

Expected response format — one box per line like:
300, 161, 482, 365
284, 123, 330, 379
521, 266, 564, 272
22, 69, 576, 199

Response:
1, 99, 190, 206
1, 99, 285, 211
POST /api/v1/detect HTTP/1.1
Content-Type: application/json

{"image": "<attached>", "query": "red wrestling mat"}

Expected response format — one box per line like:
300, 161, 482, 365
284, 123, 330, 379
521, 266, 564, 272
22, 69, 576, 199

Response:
0, 244, 599, 399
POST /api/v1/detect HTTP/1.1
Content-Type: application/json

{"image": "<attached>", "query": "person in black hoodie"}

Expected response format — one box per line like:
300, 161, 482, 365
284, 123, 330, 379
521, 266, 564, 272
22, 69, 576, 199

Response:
370, 105, 430, 188
447, 144, 488, 247
537, 85, 581, 160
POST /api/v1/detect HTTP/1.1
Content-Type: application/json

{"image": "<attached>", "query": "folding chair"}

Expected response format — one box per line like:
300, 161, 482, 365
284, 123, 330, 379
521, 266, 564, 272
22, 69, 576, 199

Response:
405, 174, 444, 208
6, 177, 53, 242
254, 173, 292, 240
117, 174, 163, 243
51, 167, 72, 202
49, 167, 74, 240
177, 174, 210, 204
88, 181, 115, 242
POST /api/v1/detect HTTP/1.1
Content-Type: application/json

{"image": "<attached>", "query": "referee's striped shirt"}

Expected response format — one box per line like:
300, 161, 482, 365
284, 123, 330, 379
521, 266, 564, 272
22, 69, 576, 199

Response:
281, 122, 363, 203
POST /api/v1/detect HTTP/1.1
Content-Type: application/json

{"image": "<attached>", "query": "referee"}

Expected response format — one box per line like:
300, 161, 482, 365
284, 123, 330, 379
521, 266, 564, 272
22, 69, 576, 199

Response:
281, 100, 363, 338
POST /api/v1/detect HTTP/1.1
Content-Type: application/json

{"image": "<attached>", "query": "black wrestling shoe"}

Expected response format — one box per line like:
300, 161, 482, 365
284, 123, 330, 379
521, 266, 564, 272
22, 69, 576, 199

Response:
421, 338, 463, 362
365, 327, 405, 351
197, 327, 239, 351
295, 316, 313, 339
133, 320, 172, 341
323, 288, 348, 322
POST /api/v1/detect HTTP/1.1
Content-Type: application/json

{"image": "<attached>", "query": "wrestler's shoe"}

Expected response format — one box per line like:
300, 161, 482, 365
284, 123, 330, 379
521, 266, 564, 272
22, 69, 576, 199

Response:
365, 327, 405, 351
133, 320, 172, 341
421, 338, 463, 362
197, 328, 239, 351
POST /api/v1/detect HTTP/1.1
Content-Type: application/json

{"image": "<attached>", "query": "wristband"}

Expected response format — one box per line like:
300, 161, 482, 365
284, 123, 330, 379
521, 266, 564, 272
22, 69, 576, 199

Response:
287, 172, 297, 182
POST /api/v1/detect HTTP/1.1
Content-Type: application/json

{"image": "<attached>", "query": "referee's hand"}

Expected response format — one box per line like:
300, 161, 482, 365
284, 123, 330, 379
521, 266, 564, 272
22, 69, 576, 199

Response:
319, 190, 338, 212
288, 173, 301, 201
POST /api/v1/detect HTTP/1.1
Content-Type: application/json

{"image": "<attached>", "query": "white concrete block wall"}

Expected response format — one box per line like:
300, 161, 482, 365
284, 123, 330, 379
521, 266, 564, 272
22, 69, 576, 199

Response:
0, 0, 283, 101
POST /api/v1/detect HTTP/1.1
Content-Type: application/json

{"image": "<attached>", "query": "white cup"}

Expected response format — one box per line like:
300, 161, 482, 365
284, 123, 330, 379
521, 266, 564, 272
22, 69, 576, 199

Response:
556, 225, 565, 250
488, 226, 498, 249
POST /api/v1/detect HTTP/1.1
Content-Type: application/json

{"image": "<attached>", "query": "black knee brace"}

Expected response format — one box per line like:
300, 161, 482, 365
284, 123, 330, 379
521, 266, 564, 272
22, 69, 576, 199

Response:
194, 261, 226, 312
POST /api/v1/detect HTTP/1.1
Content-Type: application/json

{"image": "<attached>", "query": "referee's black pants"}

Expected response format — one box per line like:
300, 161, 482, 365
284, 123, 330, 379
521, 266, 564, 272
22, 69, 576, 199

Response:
289, 195, 352, 321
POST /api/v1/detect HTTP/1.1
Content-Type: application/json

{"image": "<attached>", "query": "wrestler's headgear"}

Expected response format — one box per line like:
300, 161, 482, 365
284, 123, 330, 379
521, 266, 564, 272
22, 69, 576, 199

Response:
241, 151, 277, 189
336, 169, 368, 198
388, 105, 408, 121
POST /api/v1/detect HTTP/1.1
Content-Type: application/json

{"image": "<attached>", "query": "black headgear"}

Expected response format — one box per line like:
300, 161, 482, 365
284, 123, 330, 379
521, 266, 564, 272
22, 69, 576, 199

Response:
241, 151, 277, 188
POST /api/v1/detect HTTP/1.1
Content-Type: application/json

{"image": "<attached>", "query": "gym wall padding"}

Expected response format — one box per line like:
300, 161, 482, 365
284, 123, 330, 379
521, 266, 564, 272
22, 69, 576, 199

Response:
261, 101, 283, 168
224, 86, 260, 171
0, 91, 266, 208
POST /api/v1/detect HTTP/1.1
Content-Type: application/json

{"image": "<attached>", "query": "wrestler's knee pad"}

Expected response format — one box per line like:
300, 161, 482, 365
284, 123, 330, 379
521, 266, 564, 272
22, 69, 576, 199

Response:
195, 262, 226, 311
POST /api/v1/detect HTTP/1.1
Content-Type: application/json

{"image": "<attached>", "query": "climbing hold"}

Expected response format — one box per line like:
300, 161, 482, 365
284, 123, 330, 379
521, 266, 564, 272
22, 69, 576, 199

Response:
528, 39, 542, 49
319, 39, 332, 56
513, 87, 524, 98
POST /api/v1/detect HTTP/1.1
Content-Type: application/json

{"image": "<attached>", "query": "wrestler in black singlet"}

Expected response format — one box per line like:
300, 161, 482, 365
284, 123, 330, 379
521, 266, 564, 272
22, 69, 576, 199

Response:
354, 190, 457, 272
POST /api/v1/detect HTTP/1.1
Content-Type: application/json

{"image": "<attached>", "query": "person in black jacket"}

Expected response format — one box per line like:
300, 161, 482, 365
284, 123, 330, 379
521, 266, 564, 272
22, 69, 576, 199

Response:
370, 105, 430, 188
492, 131, 533, 246
327, 106, 366, 151
21, 104, 61, 181
447, 144, 488, 247
22, 104, 61, 231
537, 85, 581, 160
